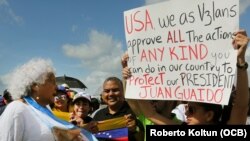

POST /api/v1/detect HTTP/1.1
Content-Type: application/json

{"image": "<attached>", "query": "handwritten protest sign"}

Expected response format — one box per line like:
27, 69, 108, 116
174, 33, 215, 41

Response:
123, 0, 239, 105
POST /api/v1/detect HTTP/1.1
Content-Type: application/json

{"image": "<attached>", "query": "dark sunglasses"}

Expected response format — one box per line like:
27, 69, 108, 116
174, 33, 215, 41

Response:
54, 95, 67, 100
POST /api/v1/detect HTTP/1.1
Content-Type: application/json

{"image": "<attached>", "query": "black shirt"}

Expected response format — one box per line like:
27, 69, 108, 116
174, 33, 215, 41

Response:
93, 102, 135, 121
93, 101, 138, 141
83, 116, 93, 123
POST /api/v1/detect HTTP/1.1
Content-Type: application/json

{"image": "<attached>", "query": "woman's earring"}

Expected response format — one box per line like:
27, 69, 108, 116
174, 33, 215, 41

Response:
36, 96, 40, 100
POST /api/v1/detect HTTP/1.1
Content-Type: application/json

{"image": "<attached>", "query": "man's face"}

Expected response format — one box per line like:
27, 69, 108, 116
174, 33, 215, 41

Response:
102, 80, 124, 108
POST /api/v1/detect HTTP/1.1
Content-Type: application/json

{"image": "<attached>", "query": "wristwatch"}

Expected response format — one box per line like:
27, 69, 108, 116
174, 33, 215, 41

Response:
236, 62, 248, 70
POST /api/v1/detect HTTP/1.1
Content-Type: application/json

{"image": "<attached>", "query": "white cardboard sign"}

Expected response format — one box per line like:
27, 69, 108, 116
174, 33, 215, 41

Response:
124, 0, 239, 105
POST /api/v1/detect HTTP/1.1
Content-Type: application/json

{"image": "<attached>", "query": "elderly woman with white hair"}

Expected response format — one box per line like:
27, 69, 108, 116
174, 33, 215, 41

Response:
0, 58, 97, 141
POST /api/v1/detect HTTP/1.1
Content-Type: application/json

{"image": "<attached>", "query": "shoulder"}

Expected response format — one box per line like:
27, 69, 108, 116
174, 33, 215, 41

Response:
5, 100, 28, 112
120, 101, 136, 115
0, 101, 29, 130
1, 100, 29, 118
92, 107, 107, 120
90, 104, 107, 118
94, 107, 107, 114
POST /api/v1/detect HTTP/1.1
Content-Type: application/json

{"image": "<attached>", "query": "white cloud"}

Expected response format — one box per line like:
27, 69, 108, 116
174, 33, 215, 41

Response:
0, 77, 5, 92
62, 30, 124, 95
84, 71, 115, 95
0, 72, 12, 91
63, 30, 124, 71
0, 0, 23, 24
0, 0, 8, 6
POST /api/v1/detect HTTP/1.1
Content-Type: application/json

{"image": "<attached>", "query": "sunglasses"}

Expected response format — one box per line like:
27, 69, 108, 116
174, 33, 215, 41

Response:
54, 95, 67, 100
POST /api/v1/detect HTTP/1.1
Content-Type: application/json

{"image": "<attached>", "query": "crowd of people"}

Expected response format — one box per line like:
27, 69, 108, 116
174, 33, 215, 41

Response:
0, 29, 249, 141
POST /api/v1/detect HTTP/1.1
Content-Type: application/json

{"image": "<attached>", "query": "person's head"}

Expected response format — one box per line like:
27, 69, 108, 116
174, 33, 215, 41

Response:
0, 96, 4, 106
185, 102, 222, 125
102, 76, 124, 109
150, 100, 169, 114
99, 93, 106, 105
72, 92, 91, 118
90, 98, 100, 113
61, 83, 70, 90
3, 89, 13, 104
7, 58, 57, 106
53, 85, 70, 112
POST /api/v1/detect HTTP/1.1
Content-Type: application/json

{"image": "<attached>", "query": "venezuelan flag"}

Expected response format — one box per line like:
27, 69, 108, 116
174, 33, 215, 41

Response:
97, 116, 127, 131
94, 127, 128, 141
94, 117, 129, 141
52, 110, 70, 121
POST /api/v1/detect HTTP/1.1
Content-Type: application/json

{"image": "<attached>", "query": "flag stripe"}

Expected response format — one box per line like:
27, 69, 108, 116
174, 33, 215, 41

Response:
94, 127, 128, 140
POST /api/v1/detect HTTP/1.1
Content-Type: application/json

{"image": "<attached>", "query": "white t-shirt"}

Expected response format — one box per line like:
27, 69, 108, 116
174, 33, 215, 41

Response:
246, 116, 250, 125
0, 101, 69, 141
171, 104, 187, 122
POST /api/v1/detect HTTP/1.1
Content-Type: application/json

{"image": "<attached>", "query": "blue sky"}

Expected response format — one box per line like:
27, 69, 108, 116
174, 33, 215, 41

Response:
0, 0, 250, 96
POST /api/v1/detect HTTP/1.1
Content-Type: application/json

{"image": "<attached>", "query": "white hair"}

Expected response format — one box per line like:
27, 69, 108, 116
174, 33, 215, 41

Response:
7, 58, 56, 100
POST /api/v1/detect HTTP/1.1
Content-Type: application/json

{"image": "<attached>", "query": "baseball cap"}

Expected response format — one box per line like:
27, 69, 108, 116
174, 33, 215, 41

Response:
57, 85, 67, 94
72, 91, 91, 103
61, 83, 70, 89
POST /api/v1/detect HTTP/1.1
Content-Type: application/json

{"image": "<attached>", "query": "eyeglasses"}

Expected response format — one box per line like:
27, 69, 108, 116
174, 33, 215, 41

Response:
54, 95, 67, 100
103, 88, 120, 94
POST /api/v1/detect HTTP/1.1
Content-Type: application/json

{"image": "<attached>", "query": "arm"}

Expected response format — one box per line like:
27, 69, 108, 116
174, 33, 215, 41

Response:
122, 79, 141, 116
137, 100, 180, 125
121, 52, 142, 116
227, 30, 249, 124
121, 52, 180, 125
